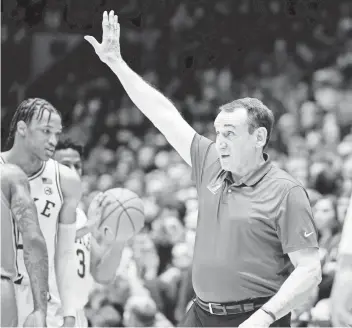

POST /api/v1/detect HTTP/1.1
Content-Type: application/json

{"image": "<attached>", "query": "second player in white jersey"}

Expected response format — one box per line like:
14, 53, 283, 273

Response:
74, 208, 94, 309
54, 139, 130, 327
52, 208, 94, 328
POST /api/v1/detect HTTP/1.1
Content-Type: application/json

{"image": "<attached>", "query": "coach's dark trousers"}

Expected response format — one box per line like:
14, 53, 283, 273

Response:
179, 300, 291, 327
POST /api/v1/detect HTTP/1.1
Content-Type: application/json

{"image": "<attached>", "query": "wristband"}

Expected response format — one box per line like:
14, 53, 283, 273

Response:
261, 307, 276, 321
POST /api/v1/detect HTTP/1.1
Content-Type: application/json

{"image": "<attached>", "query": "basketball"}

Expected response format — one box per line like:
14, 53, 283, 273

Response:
98, 188, 145, 242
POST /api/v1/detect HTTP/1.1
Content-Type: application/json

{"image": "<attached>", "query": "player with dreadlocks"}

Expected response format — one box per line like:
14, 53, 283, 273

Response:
1, 98, 106, 327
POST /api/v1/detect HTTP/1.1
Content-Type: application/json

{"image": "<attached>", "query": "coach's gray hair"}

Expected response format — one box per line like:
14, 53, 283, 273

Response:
219, 97, 275, 148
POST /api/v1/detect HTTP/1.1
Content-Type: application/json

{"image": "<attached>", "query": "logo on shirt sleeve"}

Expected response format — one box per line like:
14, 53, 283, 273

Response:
304, 231, 314, 237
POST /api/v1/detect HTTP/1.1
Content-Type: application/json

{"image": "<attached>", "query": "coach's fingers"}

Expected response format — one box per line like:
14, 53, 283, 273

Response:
84, 35, 100, 51
102, 10, 109, 42
114, 15, 120, 39
108, 10, 114, 41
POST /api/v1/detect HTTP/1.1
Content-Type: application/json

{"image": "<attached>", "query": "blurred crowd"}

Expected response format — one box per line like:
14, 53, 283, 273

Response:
2, 0, 352, 326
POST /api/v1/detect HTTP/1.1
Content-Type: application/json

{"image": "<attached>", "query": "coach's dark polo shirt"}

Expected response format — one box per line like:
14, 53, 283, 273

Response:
190, 133, 319, 303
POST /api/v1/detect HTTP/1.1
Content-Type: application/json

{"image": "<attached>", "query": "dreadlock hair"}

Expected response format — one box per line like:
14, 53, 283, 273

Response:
6, 98, 61, 149
56, 138, 85, 158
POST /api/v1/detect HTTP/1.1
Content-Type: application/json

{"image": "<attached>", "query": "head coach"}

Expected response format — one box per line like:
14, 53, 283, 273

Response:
86, 11, 322, 327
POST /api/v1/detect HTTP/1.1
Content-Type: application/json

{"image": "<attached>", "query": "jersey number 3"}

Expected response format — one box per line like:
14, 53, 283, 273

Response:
76, 249, 86, 278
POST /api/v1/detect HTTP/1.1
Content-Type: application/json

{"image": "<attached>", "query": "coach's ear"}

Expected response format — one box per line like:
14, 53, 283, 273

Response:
17, 121, 27, 137
255, 127, 267, 149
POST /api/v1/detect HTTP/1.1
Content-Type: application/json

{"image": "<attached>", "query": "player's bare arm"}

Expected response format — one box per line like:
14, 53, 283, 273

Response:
90, 235, 125, 285
55, 164, 82, 326
240, 248, 322, 327
85, 10, 196, 166
81, 192, 125, 284
5, 165, 49, 324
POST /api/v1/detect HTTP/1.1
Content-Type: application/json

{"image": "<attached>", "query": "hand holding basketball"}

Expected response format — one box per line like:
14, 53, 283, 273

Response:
97, 188, 145, 242
76, 192, 109, 239
86, 192, 108, 228
85, 10, 122, 65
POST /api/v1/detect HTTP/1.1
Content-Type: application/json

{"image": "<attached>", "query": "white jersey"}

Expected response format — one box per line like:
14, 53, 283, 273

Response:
13, 158, 63, 302
73, 208, 94, 309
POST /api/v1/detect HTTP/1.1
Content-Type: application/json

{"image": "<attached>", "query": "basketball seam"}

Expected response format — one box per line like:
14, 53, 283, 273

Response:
98, 204, 122, 228
114, 207, 126, 237
117, 203, 136, 235
99, 193, 142, 236
98, 196, 140, 227
121, 206, 145, 234
121, 207, 144, 216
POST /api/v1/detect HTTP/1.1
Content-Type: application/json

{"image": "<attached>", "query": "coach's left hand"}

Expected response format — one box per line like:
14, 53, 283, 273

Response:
238, 309, 274, 327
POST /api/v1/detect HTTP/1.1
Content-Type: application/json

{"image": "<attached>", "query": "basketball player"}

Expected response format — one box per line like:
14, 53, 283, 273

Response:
1, 98, 82, 327
1, 163, 49, 327
54, 138, 127, 327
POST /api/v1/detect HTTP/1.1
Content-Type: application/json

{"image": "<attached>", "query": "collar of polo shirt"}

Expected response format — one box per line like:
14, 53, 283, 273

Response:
209, 153, 272, 190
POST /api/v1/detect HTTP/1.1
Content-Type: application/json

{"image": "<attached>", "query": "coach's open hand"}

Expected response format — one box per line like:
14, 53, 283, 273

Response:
85, 10, 122, 65
238, 309, 274, 328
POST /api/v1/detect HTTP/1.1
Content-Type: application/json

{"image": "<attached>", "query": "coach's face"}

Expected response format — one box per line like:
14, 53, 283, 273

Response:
214, 108, 260, 174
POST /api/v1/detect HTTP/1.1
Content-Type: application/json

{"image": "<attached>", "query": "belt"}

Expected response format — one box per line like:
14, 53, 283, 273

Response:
195, 296, 271, 316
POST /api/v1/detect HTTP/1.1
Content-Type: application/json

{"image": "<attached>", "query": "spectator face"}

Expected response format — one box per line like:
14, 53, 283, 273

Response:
137, 146, 155, 170
300, 102, 319, 130
277, 113, 297, 139
124, 178, 144, 196
54, 148, 83, 177
314, 87, 339, 112
132, 235, 160, 274
214, 108, 263, 174
151, 216, 184, 246
306, 131, 324, 151
313, 197, 336, 232
92, 305, 122, 327
172, 243, 192, 269
337, 196, 350, 224
97, 174, 114, 191
185, 210, 198, 230
342, 156, 352, 180
124, 296, 157, 328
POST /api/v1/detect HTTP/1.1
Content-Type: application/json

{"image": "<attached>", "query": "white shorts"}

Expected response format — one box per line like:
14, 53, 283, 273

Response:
14, 282, 88, 328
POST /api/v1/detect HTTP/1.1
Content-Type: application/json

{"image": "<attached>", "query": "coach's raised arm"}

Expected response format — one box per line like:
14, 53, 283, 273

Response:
84, 11, 196, 166
86, 10, 322, 328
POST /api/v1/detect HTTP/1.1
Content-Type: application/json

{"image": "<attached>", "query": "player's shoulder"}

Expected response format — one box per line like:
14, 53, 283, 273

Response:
1, 164, 29, 202
1, 163, 28, 184
56, 161, 82, 199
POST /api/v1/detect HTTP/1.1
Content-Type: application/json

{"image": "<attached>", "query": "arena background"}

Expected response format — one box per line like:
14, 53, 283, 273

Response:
2, 0, 352, 326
